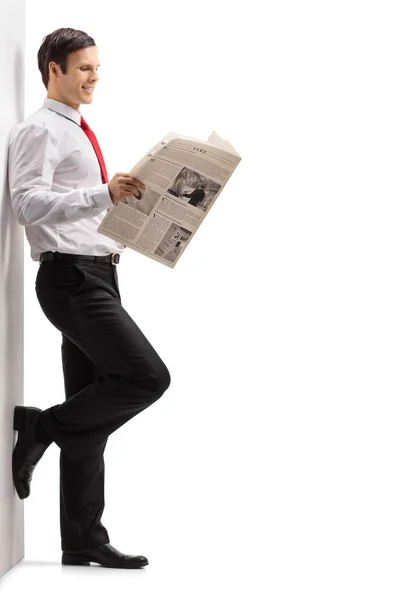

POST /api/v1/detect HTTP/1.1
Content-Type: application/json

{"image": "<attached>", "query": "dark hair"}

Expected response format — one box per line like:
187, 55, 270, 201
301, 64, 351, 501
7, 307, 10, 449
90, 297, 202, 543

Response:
37, 27, 96, 89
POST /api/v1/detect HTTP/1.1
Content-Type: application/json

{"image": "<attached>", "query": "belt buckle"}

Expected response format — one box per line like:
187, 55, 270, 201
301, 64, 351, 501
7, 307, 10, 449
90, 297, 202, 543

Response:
111, 253, 119, 265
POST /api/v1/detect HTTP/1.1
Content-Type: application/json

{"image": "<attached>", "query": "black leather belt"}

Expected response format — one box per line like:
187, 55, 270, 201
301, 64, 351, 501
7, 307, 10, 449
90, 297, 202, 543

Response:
40, 251, 120, 265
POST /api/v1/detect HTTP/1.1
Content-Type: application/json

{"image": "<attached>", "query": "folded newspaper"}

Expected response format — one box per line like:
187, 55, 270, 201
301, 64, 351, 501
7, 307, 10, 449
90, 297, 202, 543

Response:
97, 131, 241, 268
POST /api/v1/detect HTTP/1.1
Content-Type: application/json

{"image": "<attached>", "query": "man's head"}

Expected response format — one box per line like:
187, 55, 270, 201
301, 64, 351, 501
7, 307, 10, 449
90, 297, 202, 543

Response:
37, 27, 100, 111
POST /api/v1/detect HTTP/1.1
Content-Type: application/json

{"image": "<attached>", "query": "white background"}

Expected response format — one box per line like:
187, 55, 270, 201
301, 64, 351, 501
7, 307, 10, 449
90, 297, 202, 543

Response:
2, 0, 400, 598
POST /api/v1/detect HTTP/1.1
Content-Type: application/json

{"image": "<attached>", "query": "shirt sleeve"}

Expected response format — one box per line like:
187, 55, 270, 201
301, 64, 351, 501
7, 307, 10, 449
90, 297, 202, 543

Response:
7, 124, 114, 227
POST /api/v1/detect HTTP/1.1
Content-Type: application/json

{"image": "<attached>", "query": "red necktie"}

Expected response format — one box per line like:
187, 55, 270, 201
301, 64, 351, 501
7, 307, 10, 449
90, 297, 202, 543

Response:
80, 116, 126, 249
80, 116, 108, 184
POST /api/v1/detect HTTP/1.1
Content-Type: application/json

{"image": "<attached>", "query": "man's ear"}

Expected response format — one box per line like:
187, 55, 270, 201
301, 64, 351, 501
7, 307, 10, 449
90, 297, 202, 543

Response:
49, 62, 60, 79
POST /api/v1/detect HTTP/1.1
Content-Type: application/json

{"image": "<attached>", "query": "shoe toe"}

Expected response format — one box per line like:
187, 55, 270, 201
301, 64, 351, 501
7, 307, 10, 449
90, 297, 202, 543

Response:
130, 555, 149, 567
14, 473, 30, 499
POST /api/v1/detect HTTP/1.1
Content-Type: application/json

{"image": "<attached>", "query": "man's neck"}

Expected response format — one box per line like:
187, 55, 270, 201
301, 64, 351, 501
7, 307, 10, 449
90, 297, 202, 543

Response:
47, 93, 80, 112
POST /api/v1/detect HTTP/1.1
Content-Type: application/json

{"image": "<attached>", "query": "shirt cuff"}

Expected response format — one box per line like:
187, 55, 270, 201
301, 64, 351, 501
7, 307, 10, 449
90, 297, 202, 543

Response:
90, 183, 114, 208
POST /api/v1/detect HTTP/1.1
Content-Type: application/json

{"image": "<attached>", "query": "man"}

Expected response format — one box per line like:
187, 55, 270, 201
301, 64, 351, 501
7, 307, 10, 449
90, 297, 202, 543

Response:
183, 183, 206, 207
7, 27, 171, 569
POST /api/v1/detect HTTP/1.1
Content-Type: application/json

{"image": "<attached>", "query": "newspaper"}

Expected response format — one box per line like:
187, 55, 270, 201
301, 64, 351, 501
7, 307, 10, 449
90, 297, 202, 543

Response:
97, 131, 241, 268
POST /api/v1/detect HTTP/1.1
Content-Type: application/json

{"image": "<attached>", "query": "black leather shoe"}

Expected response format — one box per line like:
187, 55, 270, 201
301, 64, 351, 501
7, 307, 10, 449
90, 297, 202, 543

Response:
12, 406, 52, 499
62, 543, 149, 568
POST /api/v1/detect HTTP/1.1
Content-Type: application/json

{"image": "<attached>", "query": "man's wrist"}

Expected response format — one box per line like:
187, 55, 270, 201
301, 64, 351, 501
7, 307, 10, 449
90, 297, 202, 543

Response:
108, 186, 114, 204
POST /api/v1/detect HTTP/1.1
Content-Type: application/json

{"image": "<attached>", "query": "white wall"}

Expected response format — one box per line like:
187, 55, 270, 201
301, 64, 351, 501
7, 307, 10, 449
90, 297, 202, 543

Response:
0, 0, 26, 579
2, 0, 400, 597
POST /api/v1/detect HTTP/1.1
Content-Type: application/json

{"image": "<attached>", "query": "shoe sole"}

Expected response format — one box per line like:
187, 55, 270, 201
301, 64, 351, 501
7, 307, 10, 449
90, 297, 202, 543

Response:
12, 406, 29, 500
13, 405, 25, 431
62, 553, 149, 568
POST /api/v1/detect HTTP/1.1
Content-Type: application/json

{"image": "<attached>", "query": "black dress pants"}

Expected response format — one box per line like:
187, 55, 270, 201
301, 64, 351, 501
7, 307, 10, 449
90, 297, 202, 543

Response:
34, 252, 171, 551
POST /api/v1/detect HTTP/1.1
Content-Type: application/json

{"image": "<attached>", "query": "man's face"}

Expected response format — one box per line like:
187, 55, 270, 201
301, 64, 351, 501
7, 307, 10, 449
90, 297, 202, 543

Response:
47, 46, 100, 111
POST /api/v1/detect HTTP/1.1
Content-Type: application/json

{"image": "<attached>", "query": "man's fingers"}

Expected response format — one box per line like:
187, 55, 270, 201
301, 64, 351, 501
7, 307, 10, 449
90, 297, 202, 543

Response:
119, 175, 145, 190
124, 186, 142, 198
131, 177, 146, 190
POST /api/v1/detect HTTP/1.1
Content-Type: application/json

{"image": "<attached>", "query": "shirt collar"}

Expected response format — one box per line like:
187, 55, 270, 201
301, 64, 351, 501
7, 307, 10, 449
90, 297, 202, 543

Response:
43, 97, 82, 126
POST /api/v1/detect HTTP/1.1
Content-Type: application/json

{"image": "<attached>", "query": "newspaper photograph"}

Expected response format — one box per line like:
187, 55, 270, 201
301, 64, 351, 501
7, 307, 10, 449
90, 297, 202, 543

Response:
97, 131, 241, 268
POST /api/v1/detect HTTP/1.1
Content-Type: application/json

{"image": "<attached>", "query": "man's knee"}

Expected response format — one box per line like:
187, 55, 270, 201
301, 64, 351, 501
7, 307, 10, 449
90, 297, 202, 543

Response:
150, 363, 171, 397
131, 361, 170, 397
124, 359, 171, 399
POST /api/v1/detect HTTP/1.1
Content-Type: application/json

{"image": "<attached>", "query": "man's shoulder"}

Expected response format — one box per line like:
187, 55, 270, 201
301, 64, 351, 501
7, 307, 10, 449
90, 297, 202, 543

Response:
9, 108, 59, 144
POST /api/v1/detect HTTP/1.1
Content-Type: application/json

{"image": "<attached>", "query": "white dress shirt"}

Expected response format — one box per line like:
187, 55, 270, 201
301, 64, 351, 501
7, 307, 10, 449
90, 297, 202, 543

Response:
7, 97, 125, 262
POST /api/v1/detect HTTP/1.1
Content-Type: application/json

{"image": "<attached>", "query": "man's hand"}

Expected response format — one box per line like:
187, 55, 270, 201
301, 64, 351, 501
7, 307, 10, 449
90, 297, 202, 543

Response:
108, 173, 146, 205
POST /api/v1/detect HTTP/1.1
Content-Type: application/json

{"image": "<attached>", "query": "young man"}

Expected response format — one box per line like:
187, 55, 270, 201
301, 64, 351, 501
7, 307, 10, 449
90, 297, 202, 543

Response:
7, 27, 171, 569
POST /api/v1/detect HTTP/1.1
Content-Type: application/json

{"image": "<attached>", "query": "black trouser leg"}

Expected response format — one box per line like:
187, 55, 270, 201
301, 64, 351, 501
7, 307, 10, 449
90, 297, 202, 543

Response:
34, 258, 171, 551
59, 334, 109, 551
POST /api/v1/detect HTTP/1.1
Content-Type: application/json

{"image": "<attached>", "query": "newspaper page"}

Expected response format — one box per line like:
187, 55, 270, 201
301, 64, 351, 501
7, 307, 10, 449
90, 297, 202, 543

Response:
97, 131, 241, 268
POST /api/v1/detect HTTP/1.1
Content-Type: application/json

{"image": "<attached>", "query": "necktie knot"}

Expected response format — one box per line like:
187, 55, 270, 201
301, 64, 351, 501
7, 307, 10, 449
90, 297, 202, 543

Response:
80, 116, 89, 131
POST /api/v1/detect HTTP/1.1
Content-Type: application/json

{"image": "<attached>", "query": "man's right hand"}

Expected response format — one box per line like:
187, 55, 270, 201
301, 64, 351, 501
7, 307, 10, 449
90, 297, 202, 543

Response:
108, 173, 146, 205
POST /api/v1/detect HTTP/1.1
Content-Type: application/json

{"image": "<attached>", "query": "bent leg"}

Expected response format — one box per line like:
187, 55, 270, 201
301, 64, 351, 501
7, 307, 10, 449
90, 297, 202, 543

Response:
35, 260, 171, 461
